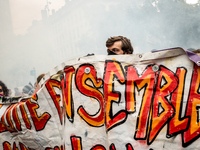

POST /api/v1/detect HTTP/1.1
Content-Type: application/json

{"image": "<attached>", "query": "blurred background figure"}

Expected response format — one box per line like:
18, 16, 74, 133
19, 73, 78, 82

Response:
22, 82, 34, 96
34, 73, 45, 93
192, 49, 200, 55
0, 80, 9, 97
14, 87, 22, 96
8, 89, 13, 96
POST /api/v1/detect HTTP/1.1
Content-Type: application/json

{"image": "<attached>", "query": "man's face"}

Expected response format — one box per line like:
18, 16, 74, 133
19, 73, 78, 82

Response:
107, 41, 125, 55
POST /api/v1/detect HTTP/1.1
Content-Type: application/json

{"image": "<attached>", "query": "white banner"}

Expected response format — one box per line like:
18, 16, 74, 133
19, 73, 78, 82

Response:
0, 48, 200, 150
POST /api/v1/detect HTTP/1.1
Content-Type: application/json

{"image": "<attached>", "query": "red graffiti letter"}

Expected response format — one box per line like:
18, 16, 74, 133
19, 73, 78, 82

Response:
104, 60, 127, 131
61, 66, 75, 123
71, 136, 82, 150
46, 78, 63, 124
126, 65, 155, 139
168, 67, 189, 136
76, 64, 104, 127
183, 65, 200, 147
148, 65, 178, 144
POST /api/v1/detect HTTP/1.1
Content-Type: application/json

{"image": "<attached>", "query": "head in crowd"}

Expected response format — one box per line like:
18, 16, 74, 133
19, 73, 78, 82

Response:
106, 36, 134, 55
37, 73, 45, 84
34, 73, 45, 93
23, 83, 34, 96
0, 80, 9, 96
14, 87, 21, 96
192, 49, 200, 54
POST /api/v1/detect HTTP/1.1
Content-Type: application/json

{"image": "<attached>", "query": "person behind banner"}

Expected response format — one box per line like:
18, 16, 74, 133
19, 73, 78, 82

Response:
106, 36, 134, 55
192, 49, 200, 55
34, 73, 45, 93
14, 87, 22, 96
22, 83, 34, 96
0, 80, 9, 97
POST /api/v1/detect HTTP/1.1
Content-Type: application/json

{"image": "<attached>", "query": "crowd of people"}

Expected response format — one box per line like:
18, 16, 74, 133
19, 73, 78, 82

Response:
3, 34, 200, 97
0, 73, 45, 98
1, 35, 133, 98
2, 35, 200, 100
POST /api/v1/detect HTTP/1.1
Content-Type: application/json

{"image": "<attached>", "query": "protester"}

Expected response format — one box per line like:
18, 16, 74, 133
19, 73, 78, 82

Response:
8, 89, 12, 97
192, 49, 200, 55
0, 82, 21, 104
14, 87, 22, 96
0, 81, 9, 96
22, 82, 34, 96
0, 80, 9, 96
106, 36, 134, 55
34, 73, 45, 93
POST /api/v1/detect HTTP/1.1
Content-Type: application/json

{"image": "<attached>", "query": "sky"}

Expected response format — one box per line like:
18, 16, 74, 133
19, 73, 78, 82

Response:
9, 0, 198, 35
186, 0, 199, 4
9, 0, 65, 35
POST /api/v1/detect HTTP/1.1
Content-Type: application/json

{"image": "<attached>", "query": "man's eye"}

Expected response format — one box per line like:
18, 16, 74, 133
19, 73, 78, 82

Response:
113, 49, 118, 52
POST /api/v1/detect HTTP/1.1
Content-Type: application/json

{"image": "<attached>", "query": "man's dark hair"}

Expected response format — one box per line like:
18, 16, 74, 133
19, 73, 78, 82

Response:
37, 73, 45, 84
106, 36, 134, 54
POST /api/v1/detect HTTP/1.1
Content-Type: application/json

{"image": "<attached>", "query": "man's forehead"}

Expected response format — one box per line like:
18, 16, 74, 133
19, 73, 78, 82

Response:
108, 41, 122, 47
